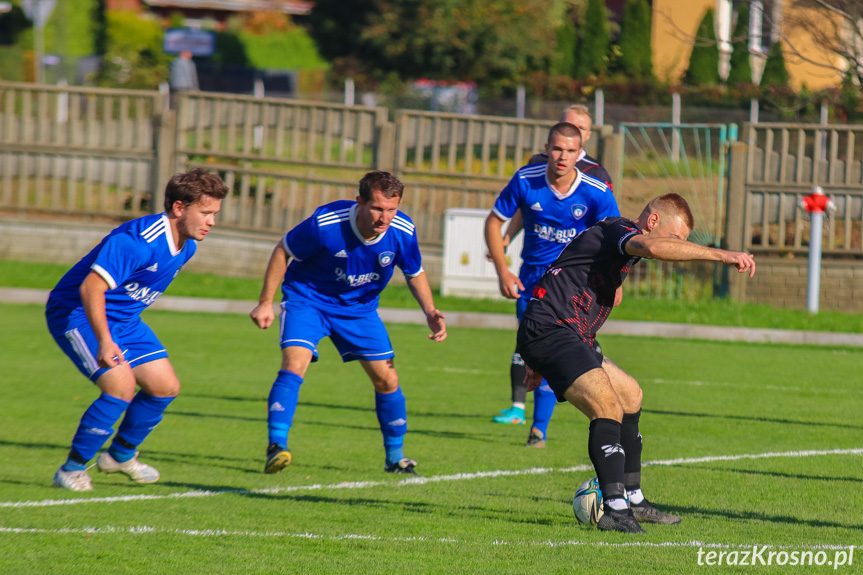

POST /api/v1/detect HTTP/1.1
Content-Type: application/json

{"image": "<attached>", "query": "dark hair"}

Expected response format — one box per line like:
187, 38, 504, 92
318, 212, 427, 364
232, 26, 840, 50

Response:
547, 122, 582, 145
358, 171, 404, 202
647, 193, 695, 230
164, 169, 228, 212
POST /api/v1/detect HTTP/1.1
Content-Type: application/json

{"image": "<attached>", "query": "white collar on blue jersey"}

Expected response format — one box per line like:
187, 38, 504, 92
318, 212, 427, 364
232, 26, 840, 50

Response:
545, 167, 583, 200
161, 213, 181, 256
349, 203, 388, 245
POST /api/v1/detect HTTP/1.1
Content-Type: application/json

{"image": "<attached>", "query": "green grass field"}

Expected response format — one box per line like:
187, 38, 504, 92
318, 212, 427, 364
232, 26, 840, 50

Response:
1, 302, 861, 574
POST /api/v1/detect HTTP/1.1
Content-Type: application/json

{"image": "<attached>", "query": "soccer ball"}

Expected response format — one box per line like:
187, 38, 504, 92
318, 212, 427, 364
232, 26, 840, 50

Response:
573, 477, 604, 526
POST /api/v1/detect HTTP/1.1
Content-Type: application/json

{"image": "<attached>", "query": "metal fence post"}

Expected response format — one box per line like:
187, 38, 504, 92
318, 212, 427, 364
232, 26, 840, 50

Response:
594, 88, 604, 127
516, 85, 525, 119
671, 92, 681, 162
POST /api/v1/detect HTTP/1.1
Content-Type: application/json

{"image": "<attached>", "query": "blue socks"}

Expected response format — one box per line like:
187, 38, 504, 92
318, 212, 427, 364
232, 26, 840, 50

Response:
268, 370, 303, 448
531, 381, 556, 438
64, 393, 130, 471
109, 392, 176, 463
375, 388, 407, 465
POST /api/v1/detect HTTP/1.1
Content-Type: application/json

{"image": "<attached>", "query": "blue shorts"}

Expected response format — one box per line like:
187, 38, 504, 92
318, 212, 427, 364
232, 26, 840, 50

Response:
46, 311, 168, 382
279, 300, 394, 363
516, 265, 547, 321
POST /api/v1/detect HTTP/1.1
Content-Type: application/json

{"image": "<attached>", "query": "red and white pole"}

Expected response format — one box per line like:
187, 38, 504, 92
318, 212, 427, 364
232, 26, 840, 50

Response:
799, 186, 832, 314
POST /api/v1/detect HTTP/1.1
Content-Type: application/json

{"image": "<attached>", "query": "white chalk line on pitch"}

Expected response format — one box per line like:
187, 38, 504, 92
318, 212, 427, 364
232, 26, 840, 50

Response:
0, 525, 856, 552
647, 377, 863, 395
2, 448, 862, 509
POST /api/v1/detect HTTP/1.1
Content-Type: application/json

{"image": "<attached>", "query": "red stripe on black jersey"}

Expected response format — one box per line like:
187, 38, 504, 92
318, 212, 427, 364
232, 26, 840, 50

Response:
522, 217, 641, 344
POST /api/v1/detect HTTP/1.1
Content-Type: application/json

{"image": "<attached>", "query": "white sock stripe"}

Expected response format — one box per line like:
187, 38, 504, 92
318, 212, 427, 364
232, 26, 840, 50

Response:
4, 448, 861, 509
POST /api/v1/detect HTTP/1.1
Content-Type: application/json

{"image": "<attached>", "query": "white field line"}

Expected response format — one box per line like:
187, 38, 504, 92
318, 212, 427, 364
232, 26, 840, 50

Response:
2, 448, 862, 510
0, 525, 856, 551
647, 377, 863, 395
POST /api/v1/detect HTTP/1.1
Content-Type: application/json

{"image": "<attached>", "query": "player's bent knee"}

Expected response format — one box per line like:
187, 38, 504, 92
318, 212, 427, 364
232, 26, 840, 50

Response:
371, 374, 399, 394
280, 347, 313, 378
597, 401, 624, 422
96, 368, 137, 402
630, 384, 643, 411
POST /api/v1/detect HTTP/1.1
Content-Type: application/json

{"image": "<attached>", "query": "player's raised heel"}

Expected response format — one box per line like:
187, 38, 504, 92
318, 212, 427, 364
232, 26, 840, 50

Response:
385, 458, 418, 475
53, 467, 93, 491
265, 443, 292, 474
492, 406, 526, 425
631, 499, 681, 525
96, 451, 160, 484
596, 507, 646, 534
525, 427, 546, 448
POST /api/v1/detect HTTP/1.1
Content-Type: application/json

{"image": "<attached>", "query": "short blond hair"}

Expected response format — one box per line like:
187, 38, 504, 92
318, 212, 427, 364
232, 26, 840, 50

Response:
559, 105, 592, 129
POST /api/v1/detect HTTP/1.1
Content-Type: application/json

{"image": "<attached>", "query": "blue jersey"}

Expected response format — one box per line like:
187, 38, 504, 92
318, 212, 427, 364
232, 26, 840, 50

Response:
47, 213, 196, 323
282, 200, 423, 312
492, 164, 619, 282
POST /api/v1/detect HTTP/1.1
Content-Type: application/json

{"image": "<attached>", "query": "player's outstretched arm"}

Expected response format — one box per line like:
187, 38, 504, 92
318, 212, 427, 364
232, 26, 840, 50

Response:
625, 236, 756, 278
250, 242, 289, 329
484, 213, 524, 299
404, 271, 447, 342
80, 271, 124, 368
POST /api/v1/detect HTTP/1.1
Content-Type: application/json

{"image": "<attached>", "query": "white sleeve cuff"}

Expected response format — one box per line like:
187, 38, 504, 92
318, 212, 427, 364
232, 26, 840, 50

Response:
283, 237, 301, 262
90, 264, 117, 290
491, 207, 510, 221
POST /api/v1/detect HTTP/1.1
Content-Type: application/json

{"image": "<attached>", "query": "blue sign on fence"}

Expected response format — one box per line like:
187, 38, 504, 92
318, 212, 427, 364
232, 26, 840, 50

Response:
163, 28, 216, 57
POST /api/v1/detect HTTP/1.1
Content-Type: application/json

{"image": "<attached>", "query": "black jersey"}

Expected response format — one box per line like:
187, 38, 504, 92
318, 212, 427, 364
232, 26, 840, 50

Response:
522, 217, 642, 344
528, 151, 614, 190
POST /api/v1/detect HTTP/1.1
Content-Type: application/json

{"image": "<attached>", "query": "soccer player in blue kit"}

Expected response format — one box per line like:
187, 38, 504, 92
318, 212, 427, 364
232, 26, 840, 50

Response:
46, 169, 228, 491
485, 122, 619, 445
249, 171, 447, 475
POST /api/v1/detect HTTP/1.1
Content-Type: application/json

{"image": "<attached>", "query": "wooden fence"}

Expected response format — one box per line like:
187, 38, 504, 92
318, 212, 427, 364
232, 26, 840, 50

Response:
0, 81, 166, 216
6, 81, 863, 282
175, 92, 392, 171
742, 123, 863, 255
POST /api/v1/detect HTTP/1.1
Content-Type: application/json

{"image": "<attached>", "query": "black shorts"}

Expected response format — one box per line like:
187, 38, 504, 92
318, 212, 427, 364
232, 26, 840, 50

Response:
516, 319, 604, 402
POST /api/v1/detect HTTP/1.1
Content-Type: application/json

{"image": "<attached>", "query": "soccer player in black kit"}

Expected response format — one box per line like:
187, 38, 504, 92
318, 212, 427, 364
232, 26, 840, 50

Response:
517, 193, 756, 533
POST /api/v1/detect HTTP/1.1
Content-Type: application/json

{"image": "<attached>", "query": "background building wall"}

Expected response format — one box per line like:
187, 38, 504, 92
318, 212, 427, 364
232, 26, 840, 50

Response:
652, 0, 844, 90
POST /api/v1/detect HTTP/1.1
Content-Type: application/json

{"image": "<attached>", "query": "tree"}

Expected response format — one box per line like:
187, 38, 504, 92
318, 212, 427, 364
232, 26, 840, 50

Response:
683, 8, 720, 85
97, 11, 170, 89
780, 0, 863, 87
308, 0, 561, 89
618, 0, 653, 80
760, 40, 790, 88
726, 1, 753, 85
575, 0, 610, 78
551, 17, 577, 78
